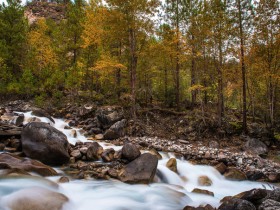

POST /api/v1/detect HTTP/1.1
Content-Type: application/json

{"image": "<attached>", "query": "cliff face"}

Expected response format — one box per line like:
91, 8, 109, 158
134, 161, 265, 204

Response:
24, 1, 66, 24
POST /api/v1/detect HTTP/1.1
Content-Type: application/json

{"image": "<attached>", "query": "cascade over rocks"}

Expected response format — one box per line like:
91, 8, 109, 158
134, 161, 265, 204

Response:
118, 153, 158, 184
21, 122, 70, 165
0, 153, 57, 176
31, 109, 55, 124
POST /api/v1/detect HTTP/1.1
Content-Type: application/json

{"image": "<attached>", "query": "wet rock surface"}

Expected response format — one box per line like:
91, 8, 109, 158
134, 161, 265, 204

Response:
21, 122, 70, 165
0, 153, 57, 176
118, 153, 158, 184
0, 187, 68, 210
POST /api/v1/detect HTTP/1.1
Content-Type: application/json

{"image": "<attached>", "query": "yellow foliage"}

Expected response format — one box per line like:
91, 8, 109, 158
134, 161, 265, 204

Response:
28, 18, 58, 73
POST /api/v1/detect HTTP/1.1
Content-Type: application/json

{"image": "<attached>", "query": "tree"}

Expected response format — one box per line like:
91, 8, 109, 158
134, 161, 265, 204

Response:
209, 0, 232, 126
233, 0, 254, 133
26, 18, 60, 94
106, 0, 159, 117
250, 0, 280, 127
0, 0, 27, 92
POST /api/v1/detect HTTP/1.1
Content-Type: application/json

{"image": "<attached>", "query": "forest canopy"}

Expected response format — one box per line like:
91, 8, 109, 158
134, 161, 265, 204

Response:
0, 0, 279, 132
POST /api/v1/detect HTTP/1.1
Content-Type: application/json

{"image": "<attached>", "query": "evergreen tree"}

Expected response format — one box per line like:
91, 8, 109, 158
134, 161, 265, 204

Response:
0, 0, 27, 93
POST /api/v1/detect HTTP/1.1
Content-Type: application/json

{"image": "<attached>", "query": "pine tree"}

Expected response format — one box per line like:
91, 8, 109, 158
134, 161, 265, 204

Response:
0, 0, 27, 92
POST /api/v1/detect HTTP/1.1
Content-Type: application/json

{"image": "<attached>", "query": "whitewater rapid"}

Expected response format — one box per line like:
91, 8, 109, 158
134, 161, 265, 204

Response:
0, 112, 276, 210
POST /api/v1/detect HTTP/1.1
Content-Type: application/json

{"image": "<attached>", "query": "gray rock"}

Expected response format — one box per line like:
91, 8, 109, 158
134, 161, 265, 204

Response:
14, 114, 24, 126
258, 199, 280, 210
0, 153, 57, 176
235, 188, 268, 206
86, 142, 103, 161
1, 187, 68, 210
224, 168, 247, 180
70, 150, 82, 159
118, 153, 158, 184
244, 138, 268, 156
218, 198, 256, 210
21, 122, 70, 165
266, 188, 280, 202
101, 148, 115, 162
104, 119, 127, 140
96, 106, 124, 129
121, 143, 141, 161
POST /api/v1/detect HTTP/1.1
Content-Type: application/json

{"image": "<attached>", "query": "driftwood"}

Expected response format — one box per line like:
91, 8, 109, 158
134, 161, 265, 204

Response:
0, 123, 22, 136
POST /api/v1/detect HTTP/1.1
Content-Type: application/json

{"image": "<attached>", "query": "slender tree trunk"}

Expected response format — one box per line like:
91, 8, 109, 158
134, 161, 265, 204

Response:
116, 41, 122, 98
129, 28, 137, 118
191, 34, 196, 107
237, 0, 247, 133
175, 0, 180, 111
164, 66, 168, 106
203, 45, 208, 105
217, 31, 224, 127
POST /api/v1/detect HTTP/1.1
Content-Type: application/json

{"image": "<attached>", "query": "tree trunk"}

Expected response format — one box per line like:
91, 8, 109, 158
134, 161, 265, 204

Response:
217, 29, 224, 127
129, 28, 137, 118
237, 0, 247, 133
175, 0, 180, 111
116, 41, 122, 98
191, 34, 196, 107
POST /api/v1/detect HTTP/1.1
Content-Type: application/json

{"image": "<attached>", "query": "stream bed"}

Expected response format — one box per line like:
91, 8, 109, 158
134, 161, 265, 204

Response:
0, 112, 277, 210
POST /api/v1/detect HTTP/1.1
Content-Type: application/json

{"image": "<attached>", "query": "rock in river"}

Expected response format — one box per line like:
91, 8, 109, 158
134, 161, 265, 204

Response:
118, 153, 158, 184
0, 153, 57, 176
0, 187, 68, 210
21, 122, 70, 165
121, 143, 140, 161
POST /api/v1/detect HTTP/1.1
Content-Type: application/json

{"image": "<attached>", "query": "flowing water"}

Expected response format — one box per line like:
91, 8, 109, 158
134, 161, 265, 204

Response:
0, 112, 277, 210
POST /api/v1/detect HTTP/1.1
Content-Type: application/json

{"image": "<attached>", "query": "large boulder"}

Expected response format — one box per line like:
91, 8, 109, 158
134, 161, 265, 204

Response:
218, 198, 256, 210
96, 106, 124, 129
103, 119, 127, 140
244, 138, 268, 156
0, 153, 57, 176
121, 143, 140, 161
0, 187, 68, 210
21, 122, 70, 165
118, 153, 158, 184
234, 188, 268, 206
